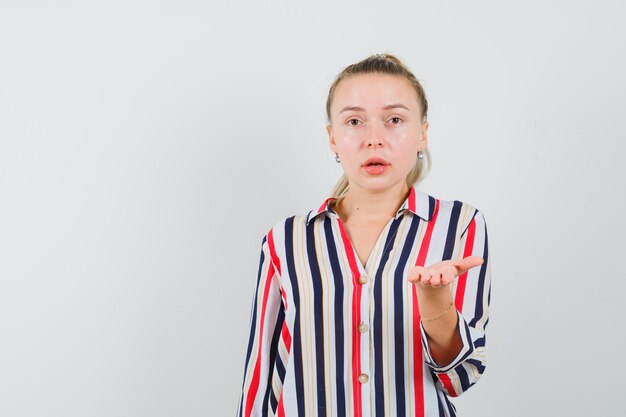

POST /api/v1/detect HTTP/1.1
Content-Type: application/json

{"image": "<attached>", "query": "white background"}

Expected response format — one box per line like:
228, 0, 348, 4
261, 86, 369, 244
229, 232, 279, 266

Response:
1, 1, 624, 416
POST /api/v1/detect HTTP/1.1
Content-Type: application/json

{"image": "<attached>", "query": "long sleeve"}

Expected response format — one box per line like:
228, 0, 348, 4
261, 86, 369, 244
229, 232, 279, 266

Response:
420, 209, 492, 397
237, 231, 284, 417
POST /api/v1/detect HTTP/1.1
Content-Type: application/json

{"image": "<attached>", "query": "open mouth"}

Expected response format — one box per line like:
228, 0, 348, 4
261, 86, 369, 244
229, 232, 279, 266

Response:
362, 158, 390, 174
363, 157, 390, 167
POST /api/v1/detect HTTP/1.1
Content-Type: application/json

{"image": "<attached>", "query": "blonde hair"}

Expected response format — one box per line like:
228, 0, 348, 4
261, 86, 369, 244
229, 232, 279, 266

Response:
326, 53, 432, 199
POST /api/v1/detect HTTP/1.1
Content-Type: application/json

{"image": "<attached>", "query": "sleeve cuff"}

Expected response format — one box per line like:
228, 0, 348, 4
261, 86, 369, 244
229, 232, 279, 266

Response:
420, 309, 475, 373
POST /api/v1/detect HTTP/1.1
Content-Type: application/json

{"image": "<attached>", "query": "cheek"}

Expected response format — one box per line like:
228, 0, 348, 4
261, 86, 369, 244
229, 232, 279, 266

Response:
334, 133, 360, 152
393, 137, 419, 165
336, 127, 360, 143
398, 152, 417, 169
391, 133, 418, 152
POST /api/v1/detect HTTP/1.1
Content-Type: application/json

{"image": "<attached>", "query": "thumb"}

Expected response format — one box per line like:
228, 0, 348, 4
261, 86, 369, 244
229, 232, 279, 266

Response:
453, 256, 484, 276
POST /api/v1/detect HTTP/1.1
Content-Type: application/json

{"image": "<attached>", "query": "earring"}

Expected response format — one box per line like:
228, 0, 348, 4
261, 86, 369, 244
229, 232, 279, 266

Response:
335, 153, 341, 163
417, 151, 424, 160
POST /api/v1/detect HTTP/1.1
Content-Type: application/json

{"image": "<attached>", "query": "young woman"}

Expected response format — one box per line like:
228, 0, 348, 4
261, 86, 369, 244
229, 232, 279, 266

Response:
237, 53, 492, 417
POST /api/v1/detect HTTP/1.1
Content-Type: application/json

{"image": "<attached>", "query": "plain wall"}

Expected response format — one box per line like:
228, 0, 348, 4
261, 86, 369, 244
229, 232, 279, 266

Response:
1, 1, 624, 416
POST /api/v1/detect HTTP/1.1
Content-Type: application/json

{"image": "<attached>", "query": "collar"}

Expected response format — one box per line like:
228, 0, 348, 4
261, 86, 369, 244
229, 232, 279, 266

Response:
305, 184, 434, 225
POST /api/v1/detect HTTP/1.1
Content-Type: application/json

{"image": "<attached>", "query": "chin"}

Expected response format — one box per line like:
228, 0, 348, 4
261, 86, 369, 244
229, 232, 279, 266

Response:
351, 177, 401, 192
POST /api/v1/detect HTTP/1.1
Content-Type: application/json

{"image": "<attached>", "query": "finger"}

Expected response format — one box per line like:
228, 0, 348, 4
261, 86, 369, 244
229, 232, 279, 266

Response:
430, 271, 442, 287
441, 269, 455, 286
407, 266, 425, 283
453, 256, 484, 276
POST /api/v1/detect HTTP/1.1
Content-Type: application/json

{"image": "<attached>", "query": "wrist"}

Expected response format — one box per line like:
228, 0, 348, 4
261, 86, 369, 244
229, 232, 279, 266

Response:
415, 283, 451, 301
416, 285, 454, 317
421, 300, 454, 322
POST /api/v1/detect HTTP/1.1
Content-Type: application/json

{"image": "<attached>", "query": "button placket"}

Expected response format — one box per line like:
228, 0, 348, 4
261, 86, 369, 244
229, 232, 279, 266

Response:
357, 272, 372, 416
334, 211, 389, 416
355, 281, 369, 412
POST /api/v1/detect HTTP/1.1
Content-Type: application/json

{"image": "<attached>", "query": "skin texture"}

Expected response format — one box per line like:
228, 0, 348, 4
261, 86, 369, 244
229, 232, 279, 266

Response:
326, 72, 484, 366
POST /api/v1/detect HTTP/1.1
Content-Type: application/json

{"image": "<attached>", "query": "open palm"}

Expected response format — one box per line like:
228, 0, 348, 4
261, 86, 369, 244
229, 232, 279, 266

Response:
407, 256, 484, 289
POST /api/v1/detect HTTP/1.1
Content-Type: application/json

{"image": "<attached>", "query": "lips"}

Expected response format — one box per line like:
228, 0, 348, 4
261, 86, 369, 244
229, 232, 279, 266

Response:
362, 157, 390, 167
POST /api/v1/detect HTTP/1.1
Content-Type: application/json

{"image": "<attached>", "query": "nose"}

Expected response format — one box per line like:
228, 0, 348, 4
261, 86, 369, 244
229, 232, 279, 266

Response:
368, 138, 382, 147
366, 124, 384, 147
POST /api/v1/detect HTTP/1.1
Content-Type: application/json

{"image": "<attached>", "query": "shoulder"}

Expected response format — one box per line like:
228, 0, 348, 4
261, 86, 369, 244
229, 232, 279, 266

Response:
426, 190, 486, 236
261, 213, 309, 243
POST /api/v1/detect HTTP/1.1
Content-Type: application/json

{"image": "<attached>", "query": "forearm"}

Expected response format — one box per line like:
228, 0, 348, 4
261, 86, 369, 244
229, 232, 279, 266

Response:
417, 286, 462, 367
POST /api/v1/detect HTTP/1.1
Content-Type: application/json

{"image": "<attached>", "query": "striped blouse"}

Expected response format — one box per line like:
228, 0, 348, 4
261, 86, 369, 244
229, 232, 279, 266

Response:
237, 185, 492, 417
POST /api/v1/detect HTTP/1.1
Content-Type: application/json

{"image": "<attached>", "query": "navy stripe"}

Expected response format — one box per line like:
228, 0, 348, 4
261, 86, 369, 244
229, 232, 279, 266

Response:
284, 216, 305, 416
373, 217, 403, 417
443, 392, 457, 416
244, 236, 267, 377
473, 336, 486, 349
324, 217, 346, 415
460, 210, 479, 238
428, 195, 436, 218
306, 221, 327, 416
238, 235, 267, 417
394, 215, 421, 417
261, 305, 285, 416
456, 322, 476, 363
466, 358, 486, 375
433, 374, 446, 417
269, 392, 278, 413
442, 201, 462, 260
276, 353, 286, 381
455, 364, 470, 392
470, 218, 489, 327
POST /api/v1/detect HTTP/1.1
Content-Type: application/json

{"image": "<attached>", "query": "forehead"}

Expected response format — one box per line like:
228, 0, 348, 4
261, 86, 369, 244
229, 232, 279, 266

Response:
332, 73, 418, 110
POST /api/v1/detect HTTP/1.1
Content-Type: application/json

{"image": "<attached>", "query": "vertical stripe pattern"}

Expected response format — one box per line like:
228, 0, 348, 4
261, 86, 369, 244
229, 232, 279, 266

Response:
237, 185, 492, 417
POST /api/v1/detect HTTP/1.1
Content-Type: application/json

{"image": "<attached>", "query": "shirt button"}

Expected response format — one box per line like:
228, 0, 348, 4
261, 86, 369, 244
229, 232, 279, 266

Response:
357, 322, 369, 333
358, 373, 369, 384
358, 275, 368, 285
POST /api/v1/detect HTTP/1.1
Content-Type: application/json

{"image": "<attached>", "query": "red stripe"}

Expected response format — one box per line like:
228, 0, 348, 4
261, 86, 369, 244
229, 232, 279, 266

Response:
277, 398, 285, 417
455, 217, 476, 312
412, 199, 440, 417
411, 286, 424, 416
351, 277, 362, 417
281, 321, 292, 352
336, 219, 363, 417
415, 199, 438, 267
337, 219, 361, 279
268, 228, 281, 276
438, 373, 457, 397
244, 262, 275, 417
317, 197, 337, 214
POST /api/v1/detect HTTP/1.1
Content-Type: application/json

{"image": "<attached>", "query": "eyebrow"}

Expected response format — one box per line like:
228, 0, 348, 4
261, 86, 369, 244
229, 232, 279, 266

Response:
339, 103, 410, 113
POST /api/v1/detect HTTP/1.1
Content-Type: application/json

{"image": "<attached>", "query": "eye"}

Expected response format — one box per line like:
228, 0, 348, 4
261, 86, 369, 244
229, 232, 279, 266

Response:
347, 118, 360, 126
389, 117, 402, 125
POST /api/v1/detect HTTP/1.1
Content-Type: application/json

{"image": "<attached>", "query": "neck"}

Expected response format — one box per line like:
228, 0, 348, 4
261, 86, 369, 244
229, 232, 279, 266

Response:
334, 181, 411, 223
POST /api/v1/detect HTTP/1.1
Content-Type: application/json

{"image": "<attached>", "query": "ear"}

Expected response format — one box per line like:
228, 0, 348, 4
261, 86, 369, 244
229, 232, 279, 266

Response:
327, 124, 337, 153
